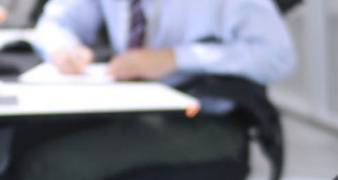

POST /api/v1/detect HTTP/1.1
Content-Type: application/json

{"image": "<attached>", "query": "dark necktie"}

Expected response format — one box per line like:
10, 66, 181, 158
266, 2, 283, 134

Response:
128, 0, 147, 49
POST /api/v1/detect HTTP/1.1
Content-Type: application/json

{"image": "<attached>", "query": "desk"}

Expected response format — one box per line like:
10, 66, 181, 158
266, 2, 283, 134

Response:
0, 83, 199, 118
0, 54, 199, 178
0, 52, 201, 178
0, 52, 199, 119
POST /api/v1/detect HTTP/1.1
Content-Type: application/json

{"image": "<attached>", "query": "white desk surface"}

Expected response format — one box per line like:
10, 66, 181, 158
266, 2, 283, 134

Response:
0, 83, 199, 117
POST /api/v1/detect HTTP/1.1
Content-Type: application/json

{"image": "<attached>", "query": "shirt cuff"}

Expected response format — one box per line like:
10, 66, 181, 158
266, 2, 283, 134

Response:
174, 45, 203, 72
174, 44, 226, 73
31, 24, 80, 62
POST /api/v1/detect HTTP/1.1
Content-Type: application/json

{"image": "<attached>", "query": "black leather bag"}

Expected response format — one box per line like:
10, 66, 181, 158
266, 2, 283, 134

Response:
275, 0, 303, 13
175, 75, 283, 180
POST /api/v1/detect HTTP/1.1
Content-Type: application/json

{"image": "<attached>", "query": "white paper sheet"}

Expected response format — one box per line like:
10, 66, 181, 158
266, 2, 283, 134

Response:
19, 63, 113, 84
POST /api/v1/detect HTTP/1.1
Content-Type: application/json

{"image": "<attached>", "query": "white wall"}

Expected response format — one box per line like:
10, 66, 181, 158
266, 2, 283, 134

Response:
270, 0, 338, 130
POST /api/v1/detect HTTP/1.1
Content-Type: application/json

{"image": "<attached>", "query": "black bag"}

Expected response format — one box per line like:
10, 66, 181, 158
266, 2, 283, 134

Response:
107, 158, 248, 180
175, 75, 283, 180
275, 0, 303, 13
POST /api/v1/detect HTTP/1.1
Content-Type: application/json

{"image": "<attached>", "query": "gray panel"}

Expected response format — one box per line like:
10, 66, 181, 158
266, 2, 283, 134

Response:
327, 16, 338, 114
0, 0, 38, 28
273, 14, 312, 100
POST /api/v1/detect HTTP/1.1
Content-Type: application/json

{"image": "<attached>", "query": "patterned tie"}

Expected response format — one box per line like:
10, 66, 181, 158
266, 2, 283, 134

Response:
128, 0, 147, 49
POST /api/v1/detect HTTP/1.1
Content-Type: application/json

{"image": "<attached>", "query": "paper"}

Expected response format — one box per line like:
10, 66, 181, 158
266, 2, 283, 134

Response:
19, 63, 113, 84
0, 83, 199, 116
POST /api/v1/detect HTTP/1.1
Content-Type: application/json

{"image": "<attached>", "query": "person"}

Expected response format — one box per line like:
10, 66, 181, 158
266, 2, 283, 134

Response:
0, 5, 7, 23
16, 0, 295, 180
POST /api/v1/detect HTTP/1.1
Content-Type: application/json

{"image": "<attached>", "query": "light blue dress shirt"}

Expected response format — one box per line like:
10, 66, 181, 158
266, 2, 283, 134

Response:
32, 0, 296, 113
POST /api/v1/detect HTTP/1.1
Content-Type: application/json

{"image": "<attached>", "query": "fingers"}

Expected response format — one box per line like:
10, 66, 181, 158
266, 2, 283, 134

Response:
53, 52, 78, 74
52, 46, 94, 74
76, 46, 94, 66
54, 54, 83, 74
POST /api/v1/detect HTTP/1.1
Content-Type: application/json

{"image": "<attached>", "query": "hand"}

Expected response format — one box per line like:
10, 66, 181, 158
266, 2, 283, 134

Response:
107, 49, 176, 81
52, 45, 94, 74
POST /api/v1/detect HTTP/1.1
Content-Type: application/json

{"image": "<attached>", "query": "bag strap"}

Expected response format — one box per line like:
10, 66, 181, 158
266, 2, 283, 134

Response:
274, 0, 303, 14
174, 75, 284, 180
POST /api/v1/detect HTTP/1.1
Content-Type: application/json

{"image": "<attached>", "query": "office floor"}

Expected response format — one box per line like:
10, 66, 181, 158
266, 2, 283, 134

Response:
249, 114, 338, 180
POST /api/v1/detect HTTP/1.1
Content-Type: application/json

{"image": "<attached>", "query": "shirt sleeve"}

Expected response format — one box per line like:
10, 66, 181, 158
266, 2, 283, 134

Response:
31, 0, 103, 61
174, 0, 296, 85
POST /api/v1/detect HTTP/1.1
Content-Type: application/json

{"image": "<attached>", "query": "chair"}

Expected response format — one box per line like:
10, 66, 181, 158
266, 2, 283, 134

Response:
30, 0, 49, 25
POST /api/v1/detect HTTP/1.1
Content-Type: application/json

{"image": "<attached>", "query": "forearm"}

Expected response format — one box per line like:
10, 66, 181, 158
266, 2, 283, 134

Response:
175, 41, 295, 85
174, 0, 296, 85
33, 21, 82, 61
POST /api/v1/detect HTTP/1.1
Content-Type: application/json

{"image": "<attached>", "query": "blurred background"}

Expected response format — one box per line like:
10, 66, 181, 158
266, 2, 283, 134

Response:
257, 1, 338, 179
0, 0, 337, 179
0, 0, 39, 28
